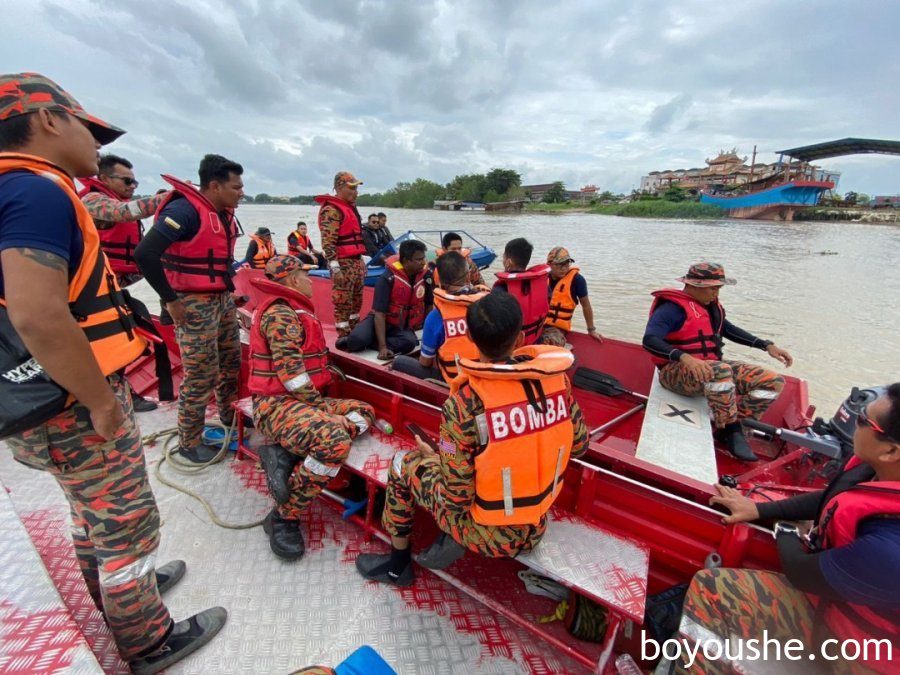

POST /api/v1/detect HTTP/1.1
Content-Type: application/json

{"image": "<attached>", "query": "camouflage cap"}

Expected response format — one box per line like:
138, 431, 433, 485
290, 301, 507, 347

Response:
333, 171, 363, 189
0, 72, 125, 145
265, 254, 315, 281
547, 246, 574, 265
678, 261, 736, 287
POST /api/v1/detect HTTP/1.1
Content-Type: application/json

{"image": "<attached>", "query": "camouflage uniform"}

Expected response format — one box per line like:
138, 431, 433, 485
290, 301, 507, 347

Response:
175, 292, 241, 448
382, 376, 589, 557
465, 257, 485, 287
676, 568, 851, 675
81, 190, 168, 287
5, 375, 172, 660
252, 301, 374, 518
659, 360, 784, 428
319, 204, 365, 337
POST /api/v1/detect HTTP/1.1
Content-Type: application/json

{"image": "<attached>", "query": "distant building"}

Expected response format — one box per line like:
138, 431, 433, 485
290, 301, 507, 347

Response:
873, 195, 900, 208
522, 183, 559, 202
523, 183, 600, 202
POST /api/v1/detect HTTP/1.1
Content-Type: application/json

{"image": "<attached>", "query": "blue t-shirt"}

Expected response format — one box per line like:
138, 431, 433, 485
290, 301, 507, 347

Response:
818, 519, 900, 609
152, 195, 201, 243
420, 308, 445, 358
0, 172, 82, 297
549, 271, 588, 301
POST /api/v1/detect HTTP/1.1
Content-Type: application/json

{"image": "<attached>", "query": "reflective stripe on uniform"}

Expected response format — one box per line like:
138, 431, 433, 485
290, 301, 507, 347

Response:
748, 389, 779, 399
303, 455, 340, 477
99, 552, 157, 588
705, 381, 735, 393
285, 372, 312, 391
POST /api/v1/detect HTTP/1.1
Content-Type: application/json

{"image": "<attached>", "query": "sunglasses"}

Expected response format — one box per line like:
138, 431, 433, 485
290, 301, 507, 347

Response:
111, 175, 139, 187
858, 406, 897, 442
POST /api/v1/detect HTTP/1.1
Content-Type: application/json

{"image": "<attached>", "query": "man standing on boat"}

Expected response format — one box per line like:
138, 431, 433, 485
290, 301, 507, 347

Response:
0, 72, 225, 674
134, 154, 244, 465
316, 171, 366, 337
356, 292, 589, 586
643, 262, 793, 462
248, 254, 375, 560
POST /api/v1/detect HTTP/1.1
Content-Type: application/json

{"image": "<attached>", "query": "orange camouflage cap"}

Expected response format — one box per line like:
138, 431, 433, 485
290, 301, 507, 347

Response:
678, 261, 736, 287
265, 254, 316, 281
547, 246, 574, 264
0, 72, 125, 145
333, 171, 363, 189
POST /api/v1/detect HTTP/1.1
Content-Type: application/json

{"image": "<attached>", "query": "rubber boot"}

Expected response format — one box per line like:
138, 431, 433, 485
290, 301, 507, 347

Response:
262, 508, 305, 560
355, 553, 414, 587
719, 422, 758, 462
258, 444, 299, 505
129, 607, 227, 675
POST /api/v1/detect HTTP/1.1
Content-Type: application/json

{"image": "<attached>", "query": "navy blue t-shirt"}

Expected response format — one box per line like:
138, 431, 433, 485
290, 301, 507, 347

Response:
549, 271, 588, 301
152, 195, 201, 243
0, 172, 82, 297
818, 520, 900, 609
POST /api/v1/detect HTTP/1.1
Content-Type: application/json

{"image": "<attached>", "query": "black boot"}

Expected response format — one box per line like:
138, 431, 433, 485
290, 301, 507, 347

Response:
129, 607, 227, 675
258, 444, 299, 505
176, 444, 220, 465
262, 508, 305, 560
417, 533, 466, 570
718, 423, 758, 462
355, 549, 414, 587
155, 560, 186, 594
131, 388, 159, 413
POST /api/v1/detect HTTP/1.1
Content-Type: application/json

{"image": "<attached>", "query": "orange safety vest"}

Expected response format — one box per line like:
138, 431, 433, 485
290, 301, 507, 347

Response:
433, 287, 487, 381
287, 229, 311, 257
452, 345, 576, 526
0, 154, 146, 377
248, 234, 276, 269
431, 247, 472, 286
546, 267, 580, 331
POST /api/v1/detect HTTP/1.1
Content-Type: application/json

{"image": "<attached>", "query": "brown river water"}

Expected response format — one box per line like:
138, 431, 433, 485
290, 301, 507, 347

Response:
131, 205, 899, 418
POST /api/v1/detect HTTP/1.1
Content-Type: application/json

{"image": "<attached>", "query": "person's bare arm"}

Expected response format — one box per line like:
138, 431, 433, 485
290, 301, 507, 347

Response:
579, 296, 603, 342
374, 311, 392, 360
1, 248, 122, 438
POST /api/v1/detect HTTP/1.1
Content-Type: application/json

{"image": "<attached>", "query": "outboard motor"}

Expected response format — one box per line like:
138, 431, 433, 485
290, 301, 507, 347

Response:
742, 386, 885, 461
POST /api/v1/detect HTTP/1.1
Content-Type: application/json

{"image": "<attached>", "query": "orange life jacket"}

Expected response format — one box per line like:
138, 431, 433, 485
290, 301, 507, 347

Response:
77, 176, 143, 275
385, 260, 427, 330
807, 455, 900, 670
546, 267, 580, 331
0, 154, 146, 377
433, 287, 487, 381
648, 288, 725, 366
494, 265, 551, 345
452, 345, 576, 526
431, 247, 472, 286
156, 175, 238, 293
287, 229, 311, 257
248, 234, 276, 269
247, 276, 332, 396
314, 195, 365, 258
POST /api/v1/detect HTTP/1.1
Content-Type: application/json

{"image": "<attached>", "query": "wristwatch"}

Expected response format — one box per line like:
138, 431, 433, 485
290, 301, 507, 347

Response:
773, 521, 800, 539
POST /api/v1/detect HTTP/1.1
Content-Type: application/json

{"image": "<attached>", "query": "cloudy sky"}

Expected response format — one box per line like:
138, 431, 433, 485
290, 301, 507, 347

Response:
3, 0, 898, 196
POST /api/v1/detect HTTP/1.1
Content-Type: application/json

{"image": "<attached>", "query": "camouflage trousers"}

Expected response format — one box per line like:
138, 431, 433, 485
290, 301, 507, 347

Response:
5, 375, 171, 661
332, 257, 366, 337
676, 568, 855, 675
253, 395, 375, 519
382, 450, 546, 558
175, 292, 241, 449
659, 359, 784, 428
540, 325, 568, 347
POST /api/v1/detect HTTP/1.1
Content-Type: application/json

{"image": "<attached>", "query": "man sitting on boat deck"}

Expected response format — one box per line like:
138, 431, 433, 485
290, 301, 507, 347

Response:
361, 212, 393, 266
336, 238, 432, 360
539, 246, 603, 347
249, 254, 376, 560
642, 262, 793, 462
244, 226, 276, 269
287, 220, 326, 269
431, 231, 485, 287
492, 237, 551, 345
674, 383, 900, 674
392, 251, 487, 383
356, 291, 589, 586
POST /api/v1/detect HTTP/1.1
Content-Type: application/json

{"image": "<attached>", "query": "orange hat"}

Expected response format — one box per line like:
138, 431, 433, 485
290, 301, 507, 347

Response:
0, 72, 124, 145
333, 171, 363, 189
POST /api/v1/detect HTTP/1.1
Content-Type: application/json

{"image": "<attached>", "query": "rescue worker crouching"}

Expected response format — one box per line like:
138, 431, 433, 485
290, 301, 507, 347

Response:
492, 237, 551, 346
642, 262, 793, 462
249, 254, 375, 560
336, 239, 432, 360
392, 250, 487, 383
244, 226, 276, 269
540, 246, 602, 347
356, 291, 589, 586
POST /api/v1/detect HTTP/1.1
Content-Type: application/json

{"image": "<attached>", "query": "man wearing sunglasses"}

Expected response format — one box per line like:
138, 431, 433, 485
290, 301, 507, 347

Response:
676, 384, 900, 674
79, 154, 170, 287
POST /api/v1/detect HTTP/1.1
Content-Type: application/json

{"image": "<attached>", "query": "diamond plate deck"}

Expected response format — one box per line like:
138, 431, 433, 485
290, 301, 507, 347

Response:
0, 404, 589, 674
516, 508, 649, 622
0, 484, 102, 674
635, 369, 718, 484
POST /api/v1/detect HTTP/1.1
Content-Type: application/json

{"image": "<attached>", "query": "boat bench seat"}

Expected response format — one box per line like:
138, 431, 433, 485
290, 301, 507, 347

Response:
635, 369, 718, 484
343, 431, 650, 623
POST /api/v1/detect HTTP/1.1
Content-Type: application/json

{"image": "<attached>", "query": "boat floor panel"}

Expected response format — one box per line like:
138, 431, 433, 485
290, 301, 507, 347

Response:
0, 405, 589, 674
